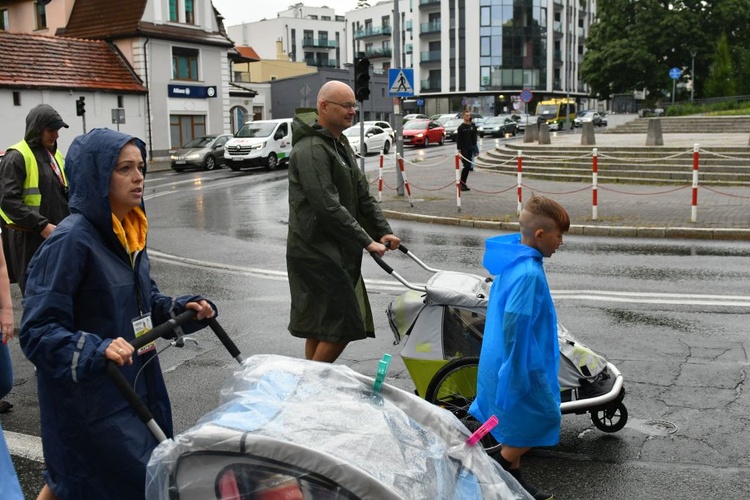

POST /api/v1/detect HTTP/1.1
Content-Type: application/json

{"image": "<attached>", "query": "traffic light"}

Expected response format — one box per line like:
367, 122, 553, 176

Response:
354, 57, 371, 102
75, 97, 86, 116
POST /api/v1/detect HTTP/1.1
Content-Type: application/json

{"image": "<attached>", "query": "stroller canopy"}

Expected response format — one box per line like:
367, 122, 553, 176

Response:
146, 354, 530, 500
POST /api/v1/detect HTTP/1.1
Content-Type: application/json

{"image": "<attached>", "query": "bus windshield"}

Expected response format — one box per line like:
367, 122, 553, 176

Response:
537, 105, 559, 117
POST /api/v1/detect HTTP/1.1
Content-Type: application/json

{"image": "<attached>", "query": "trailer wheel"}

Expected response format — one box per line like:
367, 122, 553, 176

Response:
591, 402, 628, 433
425, 357, 501, 453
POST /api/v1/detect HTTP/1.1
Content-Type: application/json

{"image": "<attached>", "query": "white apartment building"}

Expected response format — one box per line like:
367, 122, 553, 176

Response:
345, 0, 413, 75
226, 4, 347, 71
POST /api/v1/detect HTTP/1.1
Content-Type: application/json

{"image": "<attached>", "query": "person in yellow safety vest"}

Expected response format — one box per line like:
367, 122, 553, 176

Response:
0, 104, 71, 295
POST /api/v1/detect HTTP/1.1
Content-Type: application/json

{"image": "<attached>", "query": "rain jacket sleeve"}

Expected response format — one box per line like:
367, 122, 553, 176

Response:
493, 271, 549, 411
292, 139, 385, 248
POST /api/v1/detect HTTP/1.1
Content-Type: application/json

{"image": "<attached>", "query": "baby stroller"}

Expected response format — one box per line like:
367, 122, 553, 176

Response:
372, 244, 627, 452
109, 313, 533, 499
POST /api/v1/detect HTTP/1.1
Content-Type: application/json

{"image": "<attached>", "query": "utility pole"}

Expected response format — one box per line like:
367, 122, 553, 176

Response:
392, 0, 404, 195
690, 49, 697, 103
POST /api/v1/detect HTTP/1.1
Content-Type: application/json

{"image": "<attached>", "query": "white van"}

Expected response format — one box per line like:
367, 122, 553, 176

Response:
224, 118, 293, 171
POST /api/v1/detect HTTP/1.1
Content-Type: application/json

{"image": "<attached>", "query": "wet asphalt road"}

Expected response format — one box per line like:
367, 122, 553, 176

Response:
3, 137, 750, 499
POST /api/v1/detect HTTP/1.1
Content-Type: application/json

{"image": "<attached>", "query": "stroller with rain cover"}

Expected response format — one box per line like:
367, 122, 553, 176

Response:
108, 312, 533, 499
372, 244, 627, 452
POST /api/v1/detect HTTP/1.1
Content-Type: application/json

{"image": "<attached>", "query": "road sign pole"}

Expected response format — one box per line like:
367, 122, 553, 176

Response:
392, 0, 404, 195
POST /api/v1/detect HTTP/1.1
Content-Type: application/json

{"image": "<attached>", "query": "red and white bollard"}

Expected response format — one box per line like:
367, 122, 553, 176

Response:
377, 150, 384, 202
517, 150, 523, 215
455, 151, 462, 212
396, 154, 414, 207
592, 148, 598, 220
691, 143, 699, 222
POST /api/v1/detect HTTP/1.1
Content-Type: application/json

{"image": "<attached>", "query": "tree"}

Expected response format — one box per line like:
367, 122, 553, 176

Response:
704, 32, 737, 97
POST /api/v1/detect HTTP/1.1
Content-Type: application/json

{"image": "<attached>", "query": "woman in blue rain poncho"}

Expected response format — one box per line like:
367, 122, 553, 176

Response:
20, 129, 217, 500
469, 196, 570, 500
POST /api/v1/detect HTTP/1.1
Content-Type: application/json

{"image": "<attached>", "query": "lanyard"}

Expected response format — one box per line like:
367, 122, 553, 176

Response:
46, 150, 64, 186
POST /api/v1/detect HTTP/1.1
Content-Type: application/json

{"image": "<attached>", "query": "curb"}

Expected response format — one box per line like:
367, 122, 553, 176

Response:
382, 210, 750, 241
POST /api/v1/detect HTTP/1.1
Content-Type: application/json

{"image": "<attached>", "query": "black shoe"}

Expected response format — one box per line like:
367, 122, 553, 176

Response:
0, 400, 13, 413
506, 468, 553, 500
460, 185, 471, 191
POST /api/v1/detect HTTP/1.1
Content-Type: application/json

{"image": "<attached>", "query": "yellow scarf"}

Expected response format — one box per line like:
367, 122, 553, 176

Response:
112, 207, 147, 262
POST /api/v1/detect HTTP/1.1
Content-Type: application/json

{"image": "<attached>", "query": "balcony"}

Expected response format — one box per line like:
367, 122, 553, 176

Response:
420, 79, 441, 92
404, 43, 413, 54
405, 20, 412, 31
365, 47, 393, 59
302, 38, 337, 48
420, 50, 441, 63
420, 21, 441, 34
305, 58, 338, 68
419, 0, 441, 7
354, 25, 392, 39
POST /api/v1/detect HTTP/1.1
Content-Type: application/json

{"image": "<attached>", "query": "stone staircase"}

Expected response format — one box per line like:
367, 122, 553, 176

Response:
478, 143, 750, 185
608, 115, 750, 134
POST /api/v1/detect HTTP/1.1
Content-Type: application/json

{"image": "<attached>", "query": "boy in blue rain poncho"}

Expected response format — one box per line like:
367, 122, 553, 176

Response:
20, 129, 217, 500
469, 196, 570, 500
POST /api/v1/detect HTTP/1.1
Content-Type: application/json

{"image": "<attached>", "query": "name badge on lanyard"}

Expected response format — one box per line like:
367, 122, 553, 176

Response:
132, 313, 155, 355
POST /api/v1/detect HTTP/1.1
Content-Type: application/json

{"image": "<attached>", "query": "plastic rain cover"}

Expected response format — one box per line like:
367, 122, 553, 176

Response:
146, 354, 531, 500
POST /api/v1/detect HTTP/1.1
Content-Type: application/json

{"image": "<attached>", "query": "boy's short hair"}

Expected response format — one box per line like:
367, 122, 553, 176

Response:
523, 196, 570, 232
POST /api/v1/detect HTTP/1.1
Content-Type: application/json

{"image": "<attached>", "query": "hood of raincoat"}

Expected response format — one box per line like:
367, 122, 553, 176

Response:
66, 128, 147, 235
483, 233, 542, 276
23, 103, 69, 150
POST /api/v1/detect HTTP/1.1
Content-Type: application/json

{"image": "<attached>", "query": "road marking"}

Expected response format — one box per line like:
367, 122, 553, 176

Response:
5, 430, 44, 462
149, 251, 750, 306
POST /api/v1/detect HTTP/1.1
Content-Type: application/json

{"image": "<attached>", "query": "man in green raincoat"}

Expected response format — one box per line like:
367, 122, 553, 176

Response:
287, 81, 400, 363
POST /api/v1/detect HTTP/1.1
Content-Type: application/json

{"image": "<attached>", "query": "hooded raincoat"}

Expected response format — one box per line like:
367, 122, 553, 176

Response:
286, 114, 392, 342
20, 128, 214, 499
0, 104, 70, 289
469, 233, 561, 447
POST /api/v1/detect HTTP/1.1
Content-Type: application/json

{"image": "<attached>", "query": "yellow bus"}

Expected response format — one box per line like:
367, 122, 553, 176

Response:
535, 98, 577, 131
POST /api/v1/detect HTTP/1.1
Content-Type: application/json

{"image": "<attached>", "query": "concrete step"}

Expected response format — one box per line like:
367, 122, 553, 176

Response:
608, 115, 750, 134
478, 144, 750, 185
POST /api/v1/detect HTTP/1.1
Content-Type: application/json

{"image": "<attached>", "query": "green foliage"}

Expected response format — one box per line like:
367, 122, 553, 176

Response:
665, 100, 750, 117
581, 0, 746, 101
704, 33, 737, 97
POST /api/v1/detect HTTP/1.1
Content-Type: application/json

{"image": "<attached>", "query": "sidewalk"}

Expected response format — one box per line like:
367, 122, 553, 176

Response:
376, 132, 750, 240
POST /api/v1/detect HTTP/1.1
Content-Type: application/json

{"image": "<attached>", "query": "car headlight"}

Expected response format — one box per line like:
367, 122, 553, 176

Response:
250, 142, 265, 151
170, 155, 178, 161
416, 133, 424, 138
186, 153, 201, 160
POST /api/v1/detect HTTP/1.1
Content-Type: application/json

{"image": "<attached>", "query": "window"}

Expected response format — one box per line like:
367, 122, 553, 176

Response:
185, 0, 194, 24
117, 95, 124, 108
172, 47, 199, 81
0, 9, 8, 31
480, 6, 490, 26
13, 91, 20, 106
169, 0, 178, 22
34, 1, 47, 30
170, 115, 206, 148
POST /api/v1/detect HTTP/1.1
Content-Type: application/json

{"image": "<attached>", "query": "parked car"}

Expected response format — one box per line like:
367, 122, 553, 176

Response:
403, 113, 429, 124
574, 110, 605, 127
510, 112, 533, 131
402, 120, 445, 147
343, 125, 392, 155
443, 118, 464, 141
362, 120, 395, 141
477, 116, 518, 138
430, 113, 459, 125
170, 134, 233, 172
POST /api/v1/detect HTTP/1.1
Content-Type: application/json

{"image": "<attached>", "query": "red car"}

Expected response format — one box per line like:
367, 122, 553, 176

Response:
402, 120, 445, 147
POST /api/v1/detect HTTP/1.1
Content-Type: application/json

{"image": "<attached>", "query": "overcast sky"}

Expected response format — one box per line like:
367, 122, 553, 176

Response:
212, 0, 359, 27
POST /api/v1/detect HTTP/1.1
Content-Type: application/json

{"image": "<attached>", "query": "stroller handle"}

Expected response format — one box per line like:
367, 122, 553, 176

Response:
105, 311, 244, 443
369, 242, 434, 292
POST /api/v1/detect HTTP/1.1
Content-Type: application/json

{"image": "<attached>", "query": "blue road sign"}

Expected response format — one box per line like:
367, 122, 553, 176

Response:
520, 89, 533, 103
389, 68, 415, 97
669, 67, 682, 80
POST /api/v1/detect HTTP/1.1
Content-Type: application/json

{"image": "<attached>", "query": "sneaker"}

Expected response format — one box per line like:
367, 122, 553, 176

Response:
460, 185, 471, 191
0, 400, 13, 413
506, 468, 553, 500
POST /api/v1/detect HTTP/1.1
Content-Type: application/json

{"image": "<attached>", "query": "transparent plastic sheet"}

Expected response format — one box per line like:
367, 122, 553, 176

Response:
146, 354, 531, 500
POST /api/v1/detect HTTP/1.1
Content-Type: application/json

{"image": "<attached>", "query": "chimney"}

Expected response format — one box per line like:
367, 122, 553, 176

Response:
276, 39, 287, 61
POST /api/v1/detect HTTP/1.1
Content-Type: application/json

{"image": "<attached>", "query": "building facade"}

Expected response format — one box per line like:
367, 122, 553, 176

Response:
226, 4, 348, 71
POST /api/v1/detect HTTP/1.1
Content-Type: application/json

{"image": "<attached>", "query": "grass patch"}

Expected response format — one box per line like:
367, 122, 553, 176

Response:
666, 100, 750, 117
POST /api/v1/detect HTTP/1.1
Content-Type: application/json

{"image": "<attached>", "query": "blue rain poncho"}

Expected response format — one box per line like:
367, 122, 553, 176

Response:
469, 233, 561, 447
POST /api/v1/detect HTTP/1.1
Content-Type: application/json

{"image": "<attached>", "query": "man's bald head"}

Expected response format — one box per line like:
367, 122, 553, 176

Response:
316, 80, 357, 137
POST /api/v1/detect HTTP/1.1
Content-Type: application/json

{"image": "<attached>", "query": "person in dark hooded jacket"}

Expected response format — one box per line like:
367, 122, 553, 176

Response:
20, 128, 217, 500
287, 80, 400, 363
0, 103, 71, 294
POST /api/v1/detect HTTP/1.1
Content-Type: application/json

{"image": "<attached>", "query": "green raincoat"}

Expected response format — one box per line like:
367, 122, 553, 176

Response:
286, 113, 392, 342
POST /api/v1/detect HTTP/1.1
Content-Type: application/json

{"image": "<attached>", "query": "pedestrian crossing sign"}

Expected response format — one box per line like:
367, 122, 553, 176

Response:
389, 68, 414, 97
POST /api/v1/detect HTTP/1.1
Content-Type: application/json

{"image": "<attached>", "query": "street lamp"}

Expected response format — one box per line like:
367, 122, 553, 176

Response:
690, 49, 697, 103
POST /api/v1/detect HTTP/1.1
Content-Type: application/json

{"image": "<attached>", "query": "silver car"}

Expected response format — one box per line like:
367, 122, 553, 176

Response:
170, 134, 232, 172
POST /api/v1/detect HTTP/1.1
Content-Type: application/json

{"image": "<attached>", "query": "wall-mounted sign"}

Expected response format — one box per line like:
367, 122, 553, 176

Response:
168, 84, 218, 99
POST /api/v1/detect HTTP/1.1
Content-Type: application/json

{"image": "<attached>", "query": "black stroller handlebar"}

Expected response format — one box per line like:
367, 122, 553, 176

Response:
105, 310, 244, 443
369, 241, 437, 292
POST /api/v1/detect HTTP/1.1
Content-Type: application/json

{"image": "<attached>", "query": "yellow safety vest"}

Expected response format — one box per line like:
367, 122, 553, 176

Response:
0, 140, 66, 224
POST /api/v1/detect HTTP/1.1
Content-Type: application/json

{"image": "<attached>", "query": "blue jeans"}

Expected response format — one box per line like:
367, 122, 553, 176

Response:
0, 342, 12, 400
0, 343, 22, 499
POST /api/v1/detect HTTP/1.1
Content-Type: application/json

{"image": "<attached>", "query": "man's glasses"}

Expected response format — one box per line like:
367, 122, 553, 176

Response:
325, 100, 359, 111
